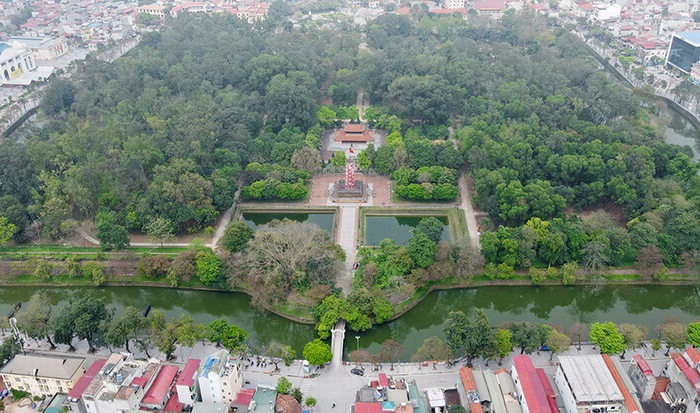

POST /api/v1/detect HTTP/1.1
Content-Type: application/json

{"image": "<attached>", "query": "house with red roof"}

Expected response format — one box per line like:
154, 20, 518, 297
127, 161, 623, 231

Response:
355, 402, 384, 413
511, 355, 557, 413
629, 354, 656, 400
141, 365, 179, 409
665, 352, 700, 408
470, 0, 505, 16
684, 347, 700, 369
176, 358, 201, 407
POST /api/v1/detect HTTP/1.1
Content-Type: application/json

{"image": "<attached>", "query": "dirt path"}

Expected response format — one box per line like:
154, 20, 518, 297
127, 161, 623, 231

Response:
356, 91, 368, 122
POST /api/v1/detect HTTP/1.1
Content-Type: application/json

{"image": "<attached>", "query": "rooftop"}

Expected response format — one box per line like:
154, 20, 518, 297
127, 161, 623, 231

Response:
0, 354, 84, 380
277, 394, 303, 413
201, 350, 231, 378
252, 384, 278, 410
685, 348, 700, 367
512, 355, 556, 413
356, 403, 384, 413
671, 353, 700, 395
193, 402, 229, 413
632, 354, 654, 378
176, 359, 200, 387
557, 355, 624, 403
233, 388, 256, 406
141, 365, 179, 406
67, 359, 106, 401
675, 32, 700, 47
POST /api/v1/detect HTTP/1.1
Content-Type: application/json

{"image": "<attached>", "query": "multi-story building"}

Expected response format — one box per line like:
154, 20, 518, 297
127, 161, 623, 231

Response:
554, 355, 625, 413
629, 354, 656, 401
663, 352, 700, 413
511, 355, 558, 413
666, 32, 700, 74
198, 350, 244, 406
176, 358, 201, 407
0, 354, 85, 397
7, 36, 69, 60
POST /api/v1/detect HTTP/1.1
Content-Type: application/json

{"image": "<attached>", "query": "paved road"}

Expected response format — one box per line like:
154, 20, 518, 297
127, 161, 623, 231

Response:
458, 172, 481, 250
336, 205, 358, 295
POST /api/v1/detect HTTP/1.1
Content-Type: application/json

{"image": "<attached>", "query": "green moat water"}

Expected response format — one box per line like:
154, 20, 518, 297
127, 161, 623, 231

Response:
364, 216, 451, 246
241, 212, 335, 233
1, 285, 698, 359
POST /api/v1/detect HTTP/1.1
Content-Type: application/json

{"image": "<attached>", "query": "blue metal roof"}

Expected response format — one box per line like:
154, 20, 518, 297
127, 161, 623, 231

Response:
676, 32, 700, 46
0, 43, 9, 54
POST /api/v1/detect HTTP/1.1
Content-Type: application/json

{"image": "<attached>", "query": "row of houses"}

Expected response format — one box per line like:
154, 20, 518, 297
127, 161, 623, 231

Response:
0, 348, 292, 413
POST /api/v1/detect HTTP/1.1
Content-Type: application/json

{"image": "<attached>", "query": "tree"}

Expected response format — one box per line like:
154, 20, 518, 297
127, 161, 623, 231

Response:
106, 306, 148, 352
291, 147, 321, 173
568, 323, 589, 351
16, 292, 56, 349
263, 341, 295, 371
687, 322, 700, 347
348, 350, 371, 365
303, 339, 332, 367
407, 232, 437, 268
277, 376, 292, 394
444, 309, 493, 366
305, 397, 317, 408
650, 338, 661, 357
659, 320, 687, 356
546, 329, 571, 361
616, 324, 645, 358
411, 336, 454, 364
195, 250, 221, 285
0, 334, 19, 365
0, 217, 17, 247
219, 221, 254, 253
635, 246, 664, 282
144, 217, 175, 247
444, 311, 469, 354
95, 211, 129, 251
415, 217, 444, 243
509, 322, 549, 355
357, 151, 372, 171
54, 292, 113, 353
378, 339, 403, 370
265, 71, 318, 128
589, 322, 625, 355
331, 151, 347, 167
495, 329, 512, 365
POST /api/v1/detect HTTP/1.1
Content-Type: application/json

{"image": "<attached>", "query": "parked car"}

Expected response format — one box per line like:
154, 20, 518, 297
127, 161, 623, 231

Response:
350, 368, 364, 376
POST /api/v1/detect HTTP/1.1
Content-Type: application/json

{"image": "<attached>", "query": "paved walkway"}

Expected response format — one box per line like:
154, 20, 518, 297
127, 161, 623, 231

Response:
336, 205, 358, 294
330, 320, 346, 367
458, 172, 481, 250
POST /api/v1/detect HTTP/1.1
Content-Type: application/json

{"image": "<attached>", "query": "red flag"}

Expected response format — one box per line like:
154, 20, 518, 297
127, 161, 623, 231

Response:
349, 147, 355, 154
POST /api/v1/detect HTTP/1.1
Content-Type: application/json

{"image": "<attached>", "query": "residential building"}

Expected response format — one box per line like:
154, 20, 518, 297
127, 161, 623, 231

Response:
666, 31, 700, 74
554, 355, 624, 413
684, 347, 700, 369
7, 36, 68, 60
470, 0, 505, 17
71, 353, 160, 413
629, 354, 656, 401
592, 3, 621, 21
193, 402, 229, 413
663, 353, 700, 413
251, 384, 277, 413
232, 388, 256, 413
138, 4, 167, 17
176, 358, 201, 407
601, 355, 641, 413
140, 365, 179, 409
277, 393, 303, 413
511, 355, 557, 413
445, 0, 465, 10
66, 358, 107, 406
0, 354, 85, 397
198, 350, 244, 406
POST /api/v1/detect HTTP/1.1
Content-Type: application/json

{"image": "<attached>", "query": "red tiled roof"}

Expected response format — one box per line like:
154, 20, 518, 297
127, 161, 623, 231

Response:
176, 359, 200, 387
686, 347, 700, 366
602, 355, 640, 413
577, 3, 594, 10
512, 355, 556, 413
633, 354, 653, 377
142, 365, 179, 406
164, 394, 184, 412
378, 373, 389, 387
233, 388, 256, 405
67, 359, 106, 401
355, 403, 383, 413
459, 368, 483, 413
345, 124, 365, 132
131, 364, 157, 388
671, 353, 700, 395
472, 0, 504, 10
277, 394, 303, 413
396, 6, 411, 14
536, 369, 558, 413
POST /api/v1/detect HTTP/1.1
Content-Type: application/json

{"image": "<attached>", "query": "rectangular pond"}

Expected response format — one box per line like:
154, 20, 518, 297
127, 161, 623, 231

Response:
241, 212, 335, 233
364, 215, 451, 246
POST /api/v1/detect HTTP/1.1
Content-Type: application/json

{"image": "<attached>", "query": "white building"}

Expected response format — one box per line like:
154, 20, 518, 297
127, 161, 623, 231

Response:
555, 355, 624, 413
591, 3, 621, 21
445, 0, 465, 9
7, 37, 68, 61
0, 43, 36, 84
198, 350, 244, 406
0, 354, 85, 396
176, 358, 201, 407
